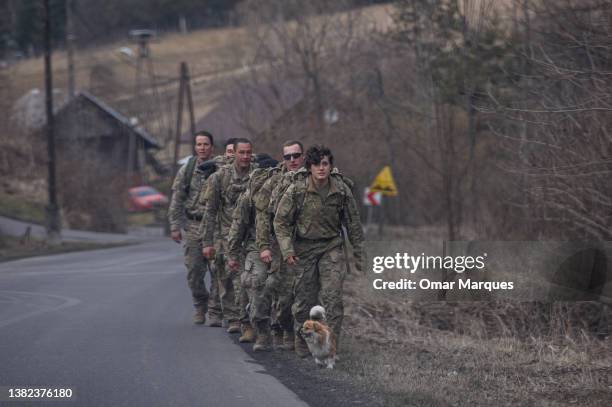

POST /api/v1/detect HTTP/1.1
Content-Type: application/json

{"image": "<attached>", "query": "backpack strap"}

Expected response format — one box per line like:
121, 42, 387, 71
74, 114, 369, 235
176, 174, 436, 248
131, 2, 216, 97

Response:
182, 156, 197, 195
293, 176, 308, 223
332, 174, 350, 222
290, 171, 351, 222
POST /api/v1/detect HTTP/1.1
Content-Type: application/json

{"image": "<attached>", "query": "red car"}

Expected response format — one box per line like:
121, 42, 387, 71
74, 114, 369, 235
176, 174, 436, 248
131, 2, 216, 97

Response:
127, 186, 169, 212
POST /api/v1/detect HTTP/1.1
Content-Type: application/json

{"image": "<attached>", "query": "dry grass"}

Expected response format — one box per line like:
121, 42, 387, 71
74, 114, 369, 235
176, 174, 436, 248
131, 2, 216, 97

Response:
11, 24, 250, 99
8, 3, 395, 106
340, 271, 612, 406
0, 192, 46, 224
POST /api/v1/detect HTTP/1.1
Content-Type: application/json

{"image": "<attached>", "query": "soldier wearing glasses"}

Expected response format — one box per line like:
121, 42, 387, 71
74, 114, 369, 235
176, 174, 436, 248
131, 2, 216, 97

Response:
253, 141, 305, 350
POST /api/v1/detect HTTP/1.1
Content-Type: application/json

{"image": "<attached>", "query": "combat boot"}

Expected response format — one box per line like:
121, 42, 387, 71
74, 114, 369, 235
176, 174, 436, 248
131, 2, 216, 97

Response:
239, 323, 255, 343
207, 314, 222, 328
253, 322, 271, 352
294, 333, 310, 358
271, 329, 284, 350
279, 331, 295, 351
227, 321, 241, 334
192, 307, 206, 325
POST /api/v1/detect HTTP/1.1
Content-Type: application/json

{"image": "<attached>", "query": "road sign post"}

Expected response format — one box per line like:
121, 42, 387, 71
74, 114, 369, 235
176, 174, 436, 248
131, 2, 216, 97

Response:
368, 166, 398, 237
363, 187, 382, 235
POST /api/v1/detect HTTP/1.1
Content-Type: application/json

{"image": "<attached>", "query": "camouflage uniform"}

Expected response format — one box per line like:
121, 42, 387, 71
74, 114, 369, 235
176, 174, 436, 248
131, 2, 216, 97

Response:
168, 157, 214, 315
202, 163, 255, 325
199, 155, 230, 322
274, 171, 363, 340
254, 167, 295, 335
228, 168, 278, 326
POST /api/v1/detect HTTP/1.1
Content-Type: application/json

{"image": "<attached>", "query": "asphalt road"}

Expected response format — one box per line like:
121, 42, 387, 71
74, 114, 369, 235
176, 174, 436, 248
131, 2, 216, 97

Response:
0, 239, 309, 407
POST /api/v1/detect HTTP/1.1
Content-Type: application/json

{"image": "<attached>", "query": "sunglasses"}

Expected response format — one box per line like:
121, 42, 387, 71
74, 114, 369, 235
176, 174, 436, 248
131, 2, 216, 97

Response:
283, 152, 302, 160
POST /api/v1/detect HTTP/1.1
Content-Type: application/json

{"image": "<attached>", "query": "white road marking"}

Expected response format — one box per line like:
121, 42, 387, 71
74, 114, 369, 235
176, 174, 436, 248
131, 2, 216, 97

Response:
0, 290, 81, 328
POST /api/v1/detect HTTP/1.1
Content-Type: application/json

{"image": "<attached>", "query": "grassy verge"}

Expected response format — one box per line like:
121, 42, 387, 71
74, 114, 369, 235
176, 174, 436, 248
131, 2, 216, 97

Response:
341, 274, 612, 406
0, 235, 130, 263
126, 212, 156, 227
126, 208, 167, 227
0, 191, 165, 229
0, 193, 46, 224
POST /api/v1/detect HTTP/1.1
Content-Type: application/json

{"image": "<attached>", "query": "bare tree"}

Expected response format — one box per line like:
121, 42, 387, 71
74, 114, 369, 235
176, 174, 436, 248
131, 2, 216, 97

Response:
235, 0, 367, 136
385, 0, 508, 239
489, 0, 612, 240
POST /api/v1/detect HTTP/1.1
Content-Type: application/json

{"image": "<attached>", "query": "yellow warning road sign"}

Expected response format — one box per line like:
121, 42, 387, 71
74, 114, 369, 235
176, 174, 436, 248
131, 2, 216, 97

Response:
370, 166, 398, 196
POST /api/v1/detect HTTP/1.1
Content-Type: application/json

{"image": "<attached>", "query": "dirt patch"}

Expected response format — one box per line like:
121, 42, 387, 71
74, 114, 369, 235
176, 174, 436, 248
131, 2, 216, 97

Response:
231, 334, 384, 407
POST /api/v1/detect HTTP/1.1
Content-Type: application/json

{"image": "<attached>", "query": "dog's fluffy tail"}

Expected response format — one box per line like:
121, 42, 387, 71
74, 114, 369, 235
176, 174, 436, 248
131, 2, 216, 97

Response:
309, 305, 326, 321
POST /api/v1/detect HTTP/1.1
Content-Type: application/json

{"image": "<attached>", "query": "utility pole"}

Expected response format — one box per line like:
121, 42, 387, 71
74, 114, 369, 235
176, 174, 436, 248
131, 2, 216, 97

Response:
185, 64, 195, 137
43, 0, 61, 242
165, 62, 195, 236
172, 62, 196, 178
66, 0, 76, 98
172, 63, 186, 182
127, 29, 167, 186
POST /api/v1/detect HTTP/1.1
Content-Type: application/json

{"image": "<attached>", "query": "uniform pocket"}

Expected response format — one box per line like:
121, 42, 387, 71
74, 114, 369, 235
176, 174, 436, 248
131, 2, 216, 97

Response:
227, 183, 247, 205
328, 246, 347, 279
296, 195, 318, 236
246, 258, 255, 271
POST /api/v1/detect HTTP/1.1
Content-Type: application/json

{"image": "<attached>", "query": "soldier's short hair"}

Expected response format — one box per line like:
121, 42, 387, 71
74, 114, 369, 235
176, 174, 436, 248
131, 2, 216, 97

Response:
224, 138, 238, 149
233, 138, 252, 148
194, 130, 214, 145
305, 145, 334, 169
282, 140, 303, 152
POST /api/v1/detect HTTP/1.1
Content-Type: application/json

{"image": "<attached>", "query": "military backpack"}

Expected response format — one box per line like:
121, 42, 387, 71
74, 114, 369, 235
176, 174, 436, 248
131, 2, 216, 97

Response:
270, 167, 354, 220
181, 156, 219, 195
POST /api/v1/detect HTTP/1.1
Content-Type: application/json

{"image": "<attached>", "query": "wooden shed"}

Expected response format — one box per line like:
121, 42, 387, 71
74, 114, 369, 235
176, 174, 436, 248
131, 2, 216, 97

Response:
52, 91, 162, 232
54, 90, 160, 179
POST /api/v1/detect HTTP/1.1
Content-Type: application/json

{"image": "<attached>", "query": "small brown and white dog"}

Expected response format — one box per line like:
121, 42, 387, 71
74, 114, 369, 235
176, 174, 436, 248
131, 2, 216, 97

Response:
301, 305, 337, 369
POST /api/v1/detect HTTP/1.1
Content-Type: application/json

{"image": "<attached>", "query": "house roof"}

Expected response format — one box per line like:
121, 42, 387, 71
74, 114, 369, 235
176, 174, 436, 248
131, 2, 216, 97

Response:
55, 90, 160, 149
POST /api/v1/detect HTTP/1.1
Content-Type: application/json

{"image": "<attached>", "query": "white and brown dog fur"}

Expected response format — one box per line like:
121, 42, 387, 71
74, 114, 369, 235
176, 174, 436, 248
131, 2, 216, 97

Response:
301, 305, 337, 369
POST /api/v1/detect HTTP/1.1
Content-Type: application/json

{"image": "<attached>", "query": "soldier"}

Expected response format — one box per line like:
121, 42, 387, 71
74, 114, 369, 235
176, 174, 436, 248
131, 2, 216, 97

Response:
202, 138, 256, 335
203, 143, 237, 327
168, 131, 215, 325
254, 141, 305, 350
227, 154, 279, 350
274, 145, 364, 357
224, 138, 237, 159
